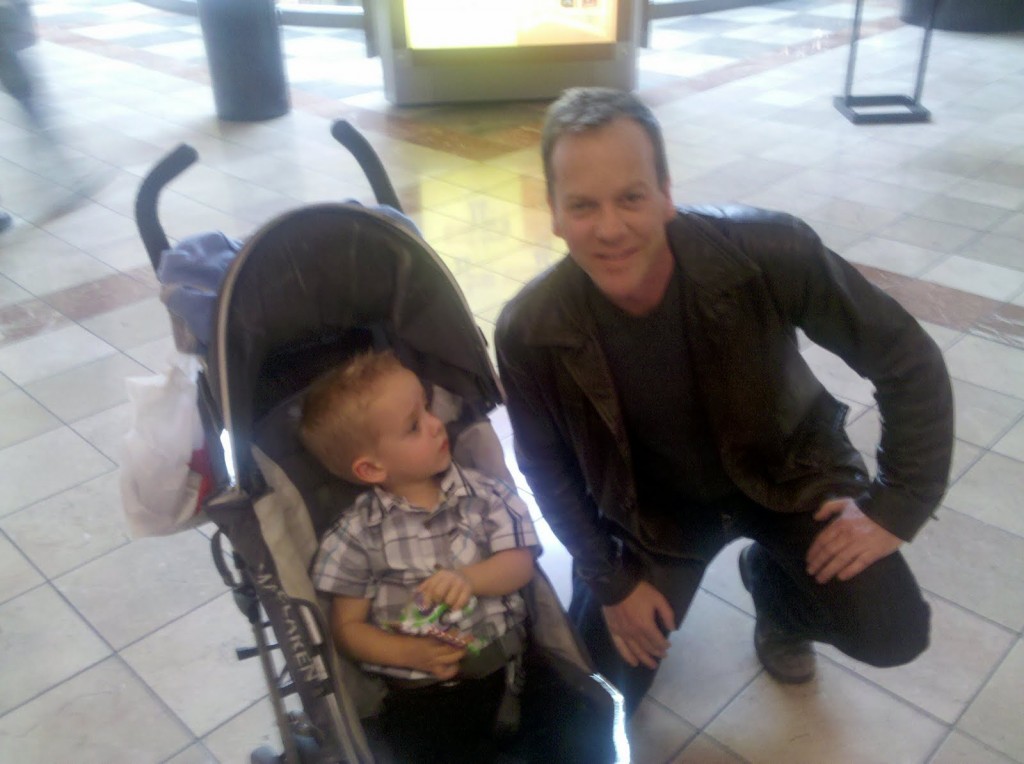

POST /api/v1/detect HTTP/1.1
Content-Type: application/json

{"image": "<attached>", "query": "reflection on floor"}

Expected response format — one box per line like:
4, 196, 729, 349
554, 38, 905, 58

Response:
1, 1, 1023, 762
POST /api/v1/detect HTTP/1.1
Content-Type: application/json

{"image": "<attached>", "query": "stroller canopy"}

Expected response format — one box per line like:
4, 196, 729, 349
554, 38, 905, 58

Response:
205, 203, 503, 485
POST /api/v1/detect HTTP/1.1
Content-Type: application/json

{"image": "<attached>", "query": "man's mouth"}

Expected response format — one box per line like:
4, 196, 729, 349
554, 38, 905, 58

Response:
597, 248, 635, 263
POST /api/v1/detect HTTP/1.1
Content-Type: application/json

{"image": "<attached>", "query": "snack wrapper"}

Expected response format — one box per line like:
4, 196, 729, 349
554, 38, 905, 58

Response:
386, 592, 485, 655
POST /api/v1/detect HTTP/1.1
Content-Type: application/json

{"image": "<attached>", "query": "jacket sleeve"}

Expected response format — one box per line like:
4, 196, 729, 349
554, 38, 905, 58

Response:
750, 211, 954, 539
495, 310, 641, 605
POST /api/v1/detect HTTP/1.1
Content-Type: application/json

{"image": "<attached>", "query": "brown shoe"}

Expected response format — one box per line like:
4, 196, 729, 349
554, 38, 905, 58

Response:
738, 544, 816, 684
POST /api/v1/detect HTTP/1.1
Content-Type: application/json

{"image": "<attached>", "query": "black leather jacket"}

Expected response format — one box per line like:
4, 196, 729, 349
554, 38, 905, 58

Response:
495, 206, 953, 605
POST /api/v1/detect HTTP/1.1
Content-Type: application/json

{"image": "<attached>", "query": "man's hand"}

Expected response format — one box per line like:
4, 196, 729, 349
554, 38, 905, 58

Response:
807, 497, 902, 584
602, 580, 675, 670
407, 637, 467, 680
417, 568, 473, 610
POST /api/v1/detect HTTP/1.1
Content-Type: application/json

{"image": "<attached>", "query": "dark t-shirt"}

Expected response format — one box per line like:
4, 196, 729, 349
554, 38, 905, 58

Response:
589, 265, 747, 554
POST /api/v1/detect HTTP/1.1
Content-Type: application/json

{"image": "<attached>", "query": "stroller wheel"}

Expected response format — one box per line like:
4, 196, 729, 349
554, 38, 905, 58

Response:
249, 731, 321, 764
250, 746, 281, 764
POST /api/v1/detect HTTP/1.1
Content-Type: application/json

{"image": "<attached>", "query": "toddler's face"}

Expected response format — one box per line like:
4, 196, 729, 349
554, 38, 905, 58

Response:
366, 368, 451, 484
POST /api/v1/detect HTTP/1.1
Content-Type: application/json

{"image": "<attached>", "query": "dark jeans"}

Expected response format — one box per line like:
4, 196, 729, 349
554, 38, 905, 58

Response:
370, 649, 617, 763
569, 504, 931, 715
374, 668, 507, 763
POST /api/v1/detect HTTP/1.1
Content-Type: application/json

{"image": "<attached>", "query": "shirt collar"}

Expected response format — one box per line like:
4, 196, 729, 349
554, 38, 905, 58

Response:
369, 463, 471, 518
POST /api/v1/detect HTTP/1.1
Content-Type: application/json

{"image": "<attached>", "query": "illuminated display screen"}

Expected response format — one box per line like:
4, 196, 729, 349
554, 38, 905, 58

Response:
403, 0, 619, 49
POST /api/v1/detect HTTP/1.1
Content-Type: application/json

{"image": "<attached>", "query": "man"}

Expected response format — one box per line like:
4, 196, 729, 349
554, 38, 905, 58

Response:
495, 87, 953, 714
1, 0, 108, 232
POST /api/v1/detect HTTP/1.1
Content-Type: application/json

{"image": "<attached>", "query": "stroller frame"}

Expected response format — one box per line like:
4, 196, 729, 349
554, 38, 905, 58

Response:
134, 121, 627, 763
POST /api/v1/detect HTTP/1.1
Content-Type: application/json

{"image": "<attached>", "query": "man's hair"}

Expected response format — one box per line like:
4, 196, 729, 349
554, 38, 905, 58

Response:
299, 350, 405, 482
541, 87, 669, 197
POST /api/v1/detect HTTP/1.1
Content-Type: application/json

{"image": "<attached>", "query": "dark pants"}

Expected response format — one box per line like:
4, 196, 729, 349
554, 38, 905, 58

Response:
374, 668, 507, 763
569, 504, 931, 715
371, 649, 616, 763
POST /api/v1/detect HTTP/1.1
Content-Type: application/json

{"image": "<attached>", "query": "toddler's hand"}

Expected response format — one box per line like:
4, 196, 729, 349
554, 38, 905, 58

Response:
409, 638, 466, 680
418, 568, 472, 611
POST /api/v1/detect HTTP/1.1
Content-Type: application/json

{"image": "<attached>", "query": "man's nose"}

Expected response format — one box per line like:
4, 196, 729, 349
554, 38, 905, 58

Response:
594, 205, 627, 240
427, 412, 444, 436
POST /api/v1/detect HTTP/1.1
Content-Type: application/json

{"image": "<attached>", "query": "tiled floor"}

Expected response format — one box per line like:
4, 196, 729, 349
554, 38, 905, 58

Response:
1, 1, 1023, 762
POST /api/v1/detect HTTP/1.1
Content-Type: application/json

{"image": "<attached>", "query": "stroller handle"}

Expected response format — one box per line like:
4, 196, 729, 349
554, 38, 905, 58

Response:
330, 119, 404, 213
134, 143, 199, 272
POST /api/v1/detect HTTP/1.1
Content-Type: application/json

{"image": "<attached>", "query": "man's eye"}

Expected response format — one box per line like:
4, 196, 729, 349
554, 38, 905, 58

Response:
410, 420, 420, 433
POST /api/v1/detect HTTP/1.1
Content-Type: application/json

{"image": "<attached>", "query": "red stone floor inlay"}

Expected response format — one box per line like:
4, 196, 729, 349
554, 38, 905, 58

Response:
0, 299, 71, 347
973, 302, 1024, 349
41, 272, 157, 322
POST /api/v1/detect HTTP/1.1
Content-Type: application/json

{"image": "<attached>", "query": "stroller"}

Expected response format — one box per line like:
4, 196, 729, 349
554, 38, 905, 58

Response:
132, 121, 628, 763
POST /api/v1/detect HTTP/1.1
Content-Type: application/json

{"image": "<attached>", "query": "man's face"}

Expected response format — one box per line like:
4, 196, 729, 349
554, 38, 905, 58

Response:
548, 117, 676, 315
364, 368, 451, 488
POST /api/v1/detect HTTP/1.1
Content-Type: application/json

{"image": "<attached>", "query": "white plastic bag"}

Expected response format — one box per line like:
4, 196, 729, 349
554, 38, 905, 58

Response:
120, 352, 210, 538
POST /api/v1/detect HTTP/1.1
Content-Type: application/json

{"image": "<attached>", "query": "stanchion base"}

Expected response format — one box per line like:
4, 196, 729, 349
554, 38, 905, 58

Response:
833, 94, 931, 125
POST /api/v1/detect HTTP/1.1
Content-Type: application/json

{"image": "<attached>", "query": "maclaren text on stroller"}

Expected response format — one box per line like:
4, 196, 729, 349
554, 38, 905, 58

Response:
131, 121, 629, 763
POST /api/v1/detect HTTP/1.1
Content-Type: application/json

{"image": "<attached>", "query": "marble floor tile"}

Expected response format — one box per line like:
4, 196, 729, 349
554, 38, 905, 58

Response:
958, 232, 1024, 272
0, 657, 191, 764
943, 451, 1024, 537
841, 236, 946, 278
165, 743, 218, 764
648, 591, 761, 729
121, 592, 274, 737
908, 195, 1011, 232
876, 214, 979, 254
70, 401, 132, 463
0, 426, 114, 517
944, 335, 1024, 399
79, 296, 172, 352
431, 225, 534, 267
0, 532, 44, 604
0, 323, 116, 387
202, 698, 285, 764
23, 352, 148, 423
628, 698, 697, 764
672, 733, 747, 763
921, 256, 1024, 303
54, 529, 226, 649
819, 595, 1016, 724
992, 416, 1024, 462
949, 379, 1024, 449
0, 387, 61, 449
906, 507, 1024, 632
930, 731, 1019, 764
0, 584, 111, 715
706, 661, 948, 764
958, 639, 1024, 762
0, 471, 130, 579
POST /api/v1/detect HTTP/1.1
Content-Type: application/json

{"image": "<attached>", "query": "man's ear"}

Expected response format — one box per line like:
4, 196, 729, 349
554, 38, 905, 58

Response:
352, 455, 386, 485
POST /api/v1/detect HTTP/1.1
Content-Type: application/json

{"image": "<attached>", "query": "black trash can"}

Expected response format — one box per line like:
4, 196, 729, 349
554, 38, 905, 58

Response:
197, 0, 290, 121
900, 0, 1024, 32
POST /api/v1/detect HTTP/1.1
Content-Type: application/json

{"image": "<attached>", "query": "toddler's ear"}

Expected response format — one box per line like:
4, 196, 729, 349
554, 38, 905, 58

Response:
352, 456, 386, 485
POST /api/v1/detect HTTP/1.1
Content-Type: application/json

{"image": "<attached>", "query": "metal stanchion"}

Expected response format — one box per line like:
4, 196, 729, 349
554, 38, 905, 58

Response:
833, 0, 939, 125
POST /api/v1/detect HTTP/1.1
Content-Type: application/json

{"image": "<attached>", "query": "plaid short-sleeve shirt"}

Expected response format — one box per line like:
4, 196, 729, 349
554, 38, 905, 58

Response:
312, 463, 540, 679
